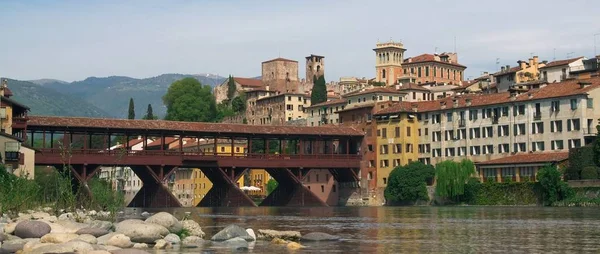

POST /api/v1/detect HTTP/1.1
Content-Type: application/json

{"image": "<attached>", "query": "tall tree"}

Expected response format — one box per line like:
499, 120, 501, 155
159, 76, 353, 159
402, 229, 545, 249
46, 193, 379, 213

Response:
163, 77, 217, 122
310, 75, 327, 105
128, 98, 135, 119
227, 75, 236, 102
143, 104, 156, 120
434, 159, 475, 201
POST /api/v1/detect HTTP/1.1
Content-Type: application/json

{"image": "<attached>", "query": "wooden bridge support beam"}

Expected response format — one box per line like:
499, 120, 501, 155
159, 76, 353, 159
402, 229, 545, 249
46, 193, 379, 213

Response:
197, 167, 256, 207
54, 164, 103, 205
128, 165, 181, 208
260, 168, 327, 207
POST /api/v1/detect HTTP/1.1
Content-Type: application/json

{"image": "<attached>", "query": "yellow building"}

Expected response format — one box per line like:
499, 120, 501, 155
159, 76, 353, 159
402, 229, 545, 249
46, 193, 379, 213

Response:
373, 102, 420, 191
247, 169, 271, 197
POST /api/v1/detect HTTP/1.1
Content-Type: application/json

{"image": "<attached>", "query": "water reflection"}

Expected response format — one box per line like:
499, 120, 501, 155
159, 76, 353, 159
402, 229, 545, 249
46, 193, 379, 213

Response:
132, 206, 600, 253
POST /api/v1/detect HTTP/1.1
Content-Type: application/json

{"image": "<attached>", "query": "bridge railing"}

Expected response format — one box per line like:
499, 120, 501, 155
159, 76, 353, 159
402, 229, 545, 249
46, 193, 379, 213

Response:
38, 148, 360, 160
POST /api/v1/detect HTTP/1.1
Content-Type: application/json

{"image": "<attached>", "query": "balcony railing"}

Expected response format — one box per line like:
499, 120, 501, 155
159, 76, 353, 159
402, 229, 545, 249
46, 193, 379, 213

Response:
458, 119, 466, 127
583, 128, 598, 136
12, 117, 28, 130
533, 112, 542, 120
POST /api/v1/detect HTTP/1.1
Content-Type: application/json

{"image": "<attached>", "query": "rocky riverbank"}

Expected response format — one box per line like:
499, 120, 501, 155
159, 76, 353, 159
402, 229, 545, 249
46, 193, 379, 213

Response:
0, 208, 340, 253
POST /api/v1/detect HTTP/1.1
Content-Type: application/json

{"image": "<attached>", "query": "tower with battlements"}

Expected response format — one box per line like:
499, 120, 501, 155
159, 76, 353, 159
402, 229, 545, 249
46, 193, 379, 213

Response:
306, 54, 325, 84
374, 41, 406, 86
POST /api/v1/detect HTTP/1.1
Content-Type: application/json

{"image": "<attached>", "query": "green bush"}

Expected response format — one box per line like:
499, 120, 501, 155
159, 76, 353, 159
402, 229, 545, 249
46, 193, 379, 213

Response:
581, 166, 600, 179
458, 178, 481, 204
537, 164, 574, 206
567, 146, 595, 180
0, 165, 41, 215
473, 182, 539, 205
384, 161, 434, 205
266, 179, 278, 195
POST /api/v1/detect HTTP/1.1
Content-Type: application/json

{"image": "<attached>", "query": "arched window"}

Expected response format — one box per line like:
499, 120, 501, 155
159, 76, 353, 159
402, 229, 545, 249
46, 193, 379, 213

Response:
382, 69, 386, 79
316, 65, 321, 73
386, 53, 389, 62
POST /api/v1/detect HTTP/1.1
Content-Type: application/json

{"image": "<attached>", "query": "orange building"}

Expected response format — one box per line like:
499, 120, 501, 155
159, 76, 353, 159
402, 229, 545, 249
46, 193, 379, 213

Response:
374, 41, 406, 86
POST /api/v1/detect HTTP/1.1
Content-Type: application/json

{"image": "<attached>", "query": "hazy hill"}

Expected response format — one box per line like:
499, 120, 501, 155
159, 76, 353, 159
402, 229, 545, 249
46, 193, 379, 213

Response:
42, 74, 226, 118
7, 79, 112, 117
28, 79, 69, 86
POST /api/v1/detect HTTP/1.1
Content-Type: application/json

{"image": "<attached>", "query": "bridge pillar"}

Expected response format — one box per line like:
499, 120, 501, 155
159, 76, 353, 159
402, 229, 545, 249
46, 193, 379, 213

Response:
329, 168, 361, 205
128, 166, 181, 208
197, 167, 256, 207
260, 168, 327, 207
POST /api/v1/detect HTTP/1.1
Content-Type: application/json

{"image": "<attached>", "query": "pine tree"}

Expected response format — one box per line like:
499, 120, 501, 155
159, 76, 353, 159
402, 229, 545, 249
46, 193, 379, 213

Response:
143, 104, 156, 120
310, 75, 327, 105
128, 98, 135, 119
227, 75, 236, 102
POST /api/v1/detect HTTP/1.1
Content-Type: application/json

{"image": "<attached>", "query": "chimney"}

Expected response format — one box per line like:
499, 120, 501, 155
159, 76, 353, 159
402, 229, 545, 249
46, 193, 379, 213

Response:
579, 81, 592, 88
510, 92, 517, 101
506, 65, 510, 71
533, 56, 539, 64
528, 58, 534, 67
519, 60, 527, 70
411, 103, 418, 112
440, 101, 447, 109
266, 85, 270, 91
466, 98, 472, 106
453, 98, 459, 108
528, 93, 533, 99
501, 66, 505, 72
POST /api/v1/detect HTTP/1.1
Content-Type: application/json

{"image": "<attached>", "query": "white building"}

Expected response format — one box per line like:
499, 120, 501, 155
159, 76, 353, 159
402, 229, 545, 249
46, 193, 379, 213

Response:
540, 57, 585, 83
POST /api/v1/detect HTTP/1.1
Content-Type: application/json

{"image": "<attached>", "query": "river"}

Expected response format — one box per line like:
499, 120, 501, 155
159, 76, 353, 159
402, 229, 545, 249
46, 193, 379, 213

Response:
131, 206, 600, 253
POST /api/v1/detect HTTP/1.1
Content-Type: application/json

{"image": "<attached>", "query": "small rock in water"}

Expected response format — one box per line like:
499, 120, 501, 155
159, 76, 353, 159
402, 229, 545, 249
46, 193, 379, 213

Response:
257, 229, 301, 241
300, 232, 340, 242
145, 212, 182, 233
211, 224, 253, 242
4, 222, 17, 234
245, 228, 256, 241
287, 241, 305, 250
221, 237, 249, 249
141, 211, 150, 217
133, 243, 148, 249
181, 220, 205, 238
107, 234, 133, 248
182, 235, 204, 247
271, 238, 288, 245
40, 233, 79, 243
153, 239, 171, 249
164, 233, 181, 244
58, 213, 74, 221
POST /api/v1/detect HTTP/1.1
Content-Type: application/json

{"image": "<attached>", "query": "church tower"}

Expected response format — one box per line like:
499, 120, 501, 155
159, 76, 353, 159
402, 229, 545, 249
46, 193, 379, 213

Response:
305, 54, 324, 84
374, 41, 406, 86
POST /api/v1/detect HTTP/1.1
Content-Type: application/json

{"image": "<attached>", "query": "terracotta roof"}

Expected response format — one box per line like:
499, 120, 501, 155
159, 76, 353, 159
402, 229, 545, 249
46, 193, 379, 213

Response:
476, 152, 569, 165
493, 66, 521, 76
307, 98, 346, 108
336, 103, 375, 113
27, 116, 364, 137
375, 77, 600, 115
540, 57, 584, 69
234, 77, 263, 88
403, 54, 466, 68
343, 87, 407, 98
262, 58, 298, 63
146, 137, 178, 147
397, 83, 431, 92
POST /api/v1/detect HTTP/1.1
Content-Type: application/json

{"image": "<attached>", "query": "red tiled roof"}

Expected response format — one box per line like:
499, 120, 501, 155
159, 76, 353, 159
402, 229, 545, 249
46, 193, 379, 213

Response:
375, 77, 600, 115
262, 58, 298, 63
343, 87, 407, 98
403, 54, 466, 68
146, 137, 178, 147
234, 77, 263, 88
336, 103, 375, 113
307, 98, 346, 108
540, 57, 584, 69
398, 83, 431, 92
27, 116, 364, 137
476, 152, 569, 165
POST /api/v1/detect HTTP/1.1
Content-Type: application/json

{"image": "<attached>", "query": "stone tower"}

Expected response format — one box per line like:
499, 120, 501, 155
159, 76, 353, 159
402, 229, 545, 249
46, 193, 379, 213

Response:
305, 54, 324, 84
374, 41, 406, 86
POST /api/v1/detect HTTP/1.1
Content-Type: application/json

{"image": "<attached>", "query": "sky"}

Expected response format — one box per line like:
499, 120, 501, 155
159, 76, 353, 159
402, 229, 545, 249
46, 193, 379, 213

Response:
1, 0, 599, 82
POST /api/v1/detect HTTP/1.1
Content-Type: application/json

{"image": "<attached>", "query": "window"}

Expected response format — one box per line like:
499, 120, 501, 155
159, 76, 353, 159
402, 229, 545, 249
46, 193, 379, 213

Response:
380, 160, 389, 168
432, 148, 442, 158
498, 143, 509, 153
458, 147, 467, 156
220, 147, 225, 152
469, 128, 481, 139
446, 112, 453, 122
514, 105, 526, 116
482, 127, 493, 138
551, 140, 564, 150
570, 99, 578, 110
445, 130, 453, 141
432, 114, 441, 124
532, 122, 544, 134
469, 109, 478, 121
532, 141, 545, 152
498, 125, 509, 137
425, 128, 429, 136
425, 66, 430, 76
418, 67, 422, 77
432, 131, 441, 142
457, 129, 467, 140
569, 139, 582, 149
445, 147, 456, 157
513, 142, 526, 152
382, 128, 387, 138
368, 144, 374, 152
551, 120, 563, 132
483, 145, 494, 154
395, 127, 400, 137
588, 98, 594, 108
407, 127, 412, 137
470, 146, 481, 155
321, 185, 325, 193
551, 100, 560, 112
393, 159, 400, 167
287, 96, 291, 101
567, 119, 581, 131
380, 145, 389, 154
501, 107, 509, 117
394, 144, 402, 154
418, 129, 422, 136
521, 167, 534, 177
405, 144, 413, 153
513, 123, 526, 136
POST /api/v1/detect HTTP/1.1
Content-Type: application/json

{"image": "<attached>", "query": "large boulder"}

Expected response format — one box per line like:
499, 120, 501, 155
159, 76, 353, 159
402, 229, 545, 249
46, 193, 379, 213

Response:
106, 234, 133, 248
14, 221, 51, 239
181, 220, 205, 238
22, 239, 51, 252
50, 220, 89, 233
76, 227, 110, 237
300, 232, 340, 241
74, 234, 98, 244
40, 233, 79, 243
0, 239, 29, 253
114, 220, 169, 244
257, 229, 301, 241
3, 223, 16, 235
211, 225, 254, 242
153, 239, 171, 249
97, 232, 118, 245
215, 237, 249, 249
87, 220, 113, 231
23, 240, 94, 254
144, 212, 182, 233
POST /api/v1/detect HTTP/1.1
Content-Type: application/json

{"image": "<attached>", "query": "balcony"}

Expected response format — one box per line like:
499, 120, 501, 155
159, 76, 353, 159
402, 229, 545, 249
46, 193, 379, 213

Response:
533, 112, 542, 121
583, 128, 598, 136
492, 117, 499, 124
458, 119, 466, 128
11, 117, 28, 130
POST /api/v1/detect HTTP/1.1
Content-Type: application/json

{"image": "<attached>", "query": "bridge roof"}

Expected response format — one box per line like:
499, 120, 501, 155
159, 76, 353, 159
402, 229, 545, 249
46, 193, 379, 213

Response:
27, 116, 364, 138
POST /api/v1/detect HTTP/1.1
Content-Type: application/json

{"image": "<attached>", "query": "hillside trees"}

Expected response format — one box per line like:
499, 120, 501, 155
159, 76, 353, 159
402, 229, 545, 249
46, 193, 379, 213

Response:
143, 104, 157, 120
163, 77, 218, 122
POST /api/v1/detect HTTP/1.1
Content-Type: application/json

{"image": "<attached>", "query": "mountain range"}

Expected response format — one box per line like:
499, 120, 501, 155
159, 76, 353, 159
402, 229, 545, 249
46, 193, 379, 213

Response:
4, 74, 226, 118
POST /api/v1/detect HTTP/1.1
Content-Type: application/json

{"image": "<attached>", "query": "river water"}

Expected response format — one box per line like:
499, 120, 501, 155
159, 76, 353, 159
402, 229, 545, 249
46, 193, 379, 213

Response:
133, 206, 600, 253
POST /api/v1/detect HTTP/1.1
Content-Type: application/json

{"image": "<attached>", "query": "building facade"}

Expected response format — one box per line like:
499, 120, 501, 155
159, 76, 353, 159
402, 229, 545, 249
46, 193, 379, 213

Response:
540, 57, 585, 83
401, 53, 466, 85
374, 41, 406, 86
249, 93, 311, 125
214, 77, 263, 104
494, 56, 546, 92
306, 99, 346, 126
